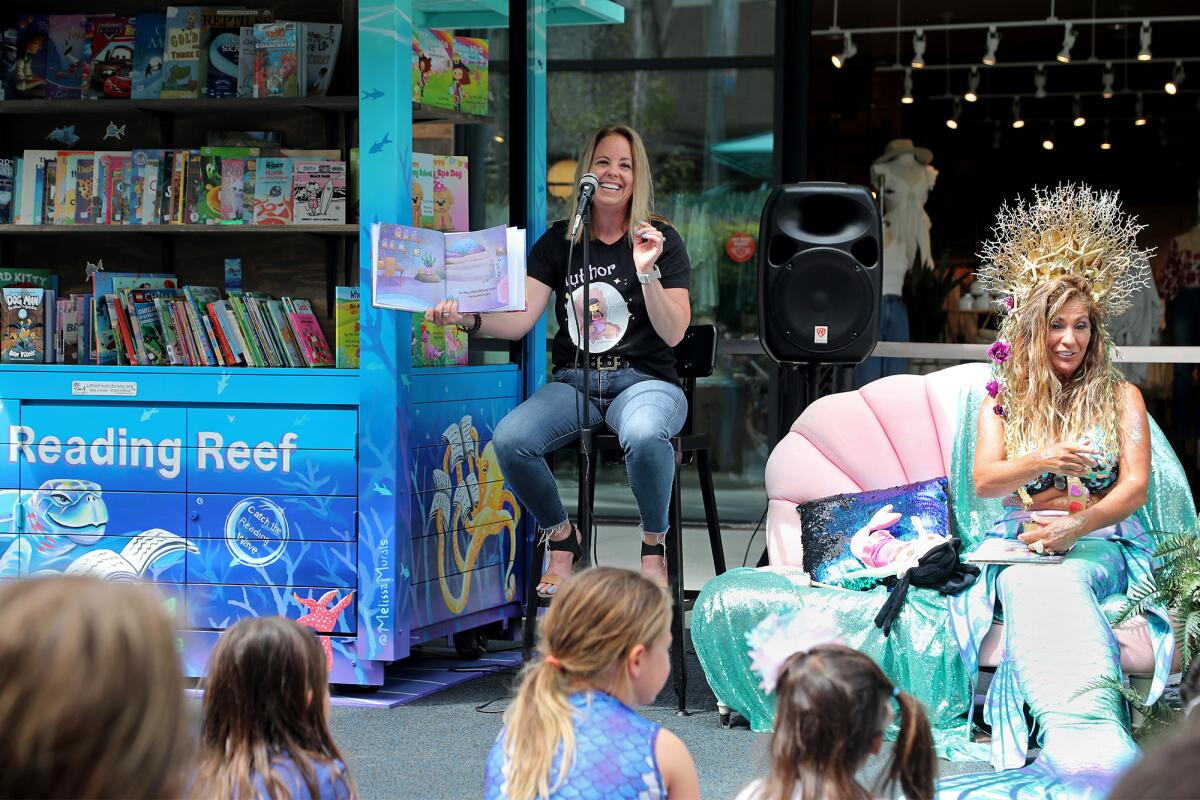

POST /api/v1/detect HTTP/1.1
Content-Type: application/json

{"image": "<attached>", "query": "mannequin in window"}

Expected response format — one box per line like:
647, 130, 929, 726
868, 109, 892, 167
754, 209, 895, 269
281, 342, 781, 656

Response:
855, 139, 937, 388
1157, 187, 1200, 460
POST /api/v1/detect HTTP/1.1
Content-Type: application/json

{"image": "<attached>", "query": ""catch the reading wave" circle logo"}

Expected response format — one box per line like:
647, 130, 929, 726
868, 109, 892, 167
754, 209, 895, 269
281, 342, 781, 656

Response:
224, 497, 289, 567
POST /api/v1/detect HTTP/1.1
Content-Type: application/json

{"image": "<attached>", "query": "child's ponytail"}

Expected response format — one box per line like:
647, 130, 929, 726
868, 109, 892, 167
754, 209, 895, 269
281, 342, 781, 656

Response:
885, 689, 936, 800
502, 656, 577, 800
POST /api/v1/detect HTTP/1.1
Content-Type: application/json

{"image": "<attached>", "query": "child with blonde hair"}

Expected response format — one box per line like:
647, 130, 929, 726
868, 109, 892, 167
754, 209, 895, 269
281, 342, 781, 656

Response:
0, 576, 190, 799
736, 613, 936, 800
190, 616, 357, 800
485, 567, 699, 799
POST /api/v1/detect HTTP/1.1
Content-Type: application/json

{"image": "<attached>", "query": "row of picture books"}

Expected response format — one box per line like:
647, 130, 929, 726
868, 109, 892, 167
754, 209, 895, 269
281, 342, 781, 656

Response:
0, 267, 359, 369
411, 27, 488, 116
1, 149, 346, 226
2, 9, 341, 101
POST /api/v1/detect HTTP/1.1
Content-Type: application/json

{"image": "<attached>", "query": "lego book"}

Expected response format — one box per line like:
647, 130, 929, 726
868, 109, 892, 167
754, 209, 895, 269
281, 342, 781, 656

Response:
252, 22, 300, 99
431, 155, 469, 232
291, 160, 346, 225
371, 222, 526, 313
131, 12, 165, 99
161, 6, 203, 99
335, 286, 359, 368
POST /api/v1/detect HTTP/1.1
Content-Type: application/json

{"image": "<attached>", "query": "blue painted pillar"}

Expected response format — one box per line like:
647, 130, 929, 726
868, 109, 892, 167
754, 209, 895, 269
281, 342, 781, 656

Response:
521, 0, 548, 396
356, 0, 414, 663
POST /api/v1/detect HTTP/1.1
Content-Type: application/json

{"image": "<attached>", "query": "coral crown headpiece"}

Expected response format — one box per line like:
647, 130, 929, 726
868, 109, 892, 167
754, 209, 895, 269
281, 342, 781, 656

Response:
975, 183, 1153, 316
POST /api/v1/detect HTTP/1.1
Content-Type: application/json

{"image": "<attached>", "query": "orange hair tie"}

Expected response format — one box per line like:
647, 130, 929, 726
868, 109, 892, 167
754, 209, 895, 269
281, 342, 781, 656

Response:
544, 655, 563, 669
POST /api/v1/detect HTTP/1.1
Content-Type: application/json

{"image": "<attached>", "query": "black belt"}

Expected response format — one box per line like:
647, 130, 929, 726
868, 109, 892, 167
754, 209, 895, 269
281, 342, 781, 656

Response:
586, 353, 631, 371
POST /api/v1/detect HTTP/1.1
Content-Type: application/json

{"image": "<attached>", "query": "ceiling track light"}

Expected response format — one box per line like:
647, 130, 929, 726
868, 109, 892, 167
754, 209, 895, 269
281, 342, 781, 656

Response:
965, 67, 980, 102
1138, 20, 1152, 62
1102, 63, 1115, 99
832, 31, 857, 68
1057, 22, 1077, 64
1134, 92, 1147, 125
911, 28, 926, 69
1011, 96, 1025, 128
1034, 65, 1047, 99
1073, 95, 1086, 127
946, 97, 962, 129
1166, 60, 1185, 95
982, 26, 1000, 66
1043, 124, 1056, 150
901, 68, 914, 104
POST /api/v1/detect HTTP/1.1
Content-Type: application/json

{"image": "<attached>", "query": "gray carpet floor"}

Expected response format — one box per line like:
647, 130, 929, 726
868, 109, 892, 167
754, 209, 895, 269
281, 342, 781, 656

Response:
329, 634, 992, 799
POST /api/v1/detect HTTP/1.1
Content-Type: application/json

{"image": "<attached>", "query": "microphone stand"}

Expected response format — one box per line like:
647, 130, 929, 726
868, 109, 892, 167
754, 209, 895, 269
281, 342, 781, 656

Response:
578, 206, 594, 565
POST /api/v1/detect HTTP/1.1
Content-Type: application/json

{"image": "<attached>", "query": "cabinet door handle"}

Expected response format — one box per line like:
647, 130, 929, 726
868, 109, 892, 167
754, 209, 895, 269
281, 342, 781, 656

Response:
189, 510, 199, 520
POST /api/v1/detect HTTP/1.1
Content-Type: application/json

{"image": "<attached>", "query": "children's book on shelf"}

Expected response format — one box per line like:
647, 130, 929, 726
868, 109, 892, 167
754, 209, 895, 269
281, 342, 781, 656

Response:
2, 287, 47, 363
203, 9, 272, 98
92, 272, 177, 365
85, 17, 135, 100
412, 319, 467, 368
349, 147, 359, 222
131, 12, 165, 99
207, 130, 281, 148
411, 26, 450, 105
161, 6, 203, 98
371, 222, 527, 314
0, 267, 54, 289
431, 155, 469, 232
1, 28, 20, 100
0, 156, 15, 224
303, 22, 340, 97
252, 22, 301, 98
284, 297, 333, 367
125, 287, 178, 365
335, 286, 359, 368
448, 35, 488, 116
253, 157, 292, 224
14, 15, 50, 99
16, 151, 55, 225
411, 152, 434, 228
291, 160, 345, 224
45, 14, 90, 99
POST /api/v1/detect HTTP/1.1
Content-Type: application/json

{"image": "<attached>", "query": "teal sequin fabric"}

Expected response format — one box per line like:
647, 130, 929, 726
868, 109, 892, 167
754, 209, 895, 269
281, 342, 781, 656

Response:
691, 380, 1199, 798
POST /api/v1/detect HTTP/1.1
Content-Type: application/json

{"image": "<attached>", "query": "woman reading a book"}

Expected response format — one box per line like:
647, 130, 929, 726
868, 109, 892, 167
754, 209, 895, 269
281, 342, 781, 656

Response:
686, 185, 1200, 798
425, 124, 692, 598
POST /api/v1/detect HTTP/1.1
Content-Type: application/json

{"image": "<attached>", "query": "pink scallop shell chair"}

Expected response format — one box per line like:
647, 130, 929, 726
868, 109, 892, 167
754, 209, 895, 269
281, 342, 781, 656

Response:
765, 362, 1167, 676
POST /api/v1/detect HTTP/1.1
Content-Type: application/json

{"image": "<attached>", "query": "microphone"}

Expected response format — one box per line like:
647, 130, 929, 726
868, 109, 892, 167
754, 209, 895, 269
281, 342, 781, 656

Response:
569, 173, 599, 238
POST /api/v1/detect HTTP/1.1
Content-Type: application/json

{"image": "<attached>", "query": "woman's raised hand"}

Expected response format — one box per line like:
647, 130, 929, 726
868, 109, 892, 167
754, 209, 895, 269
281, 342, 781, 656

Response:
1034, 441, 1100, 476
424, 298, 463, 326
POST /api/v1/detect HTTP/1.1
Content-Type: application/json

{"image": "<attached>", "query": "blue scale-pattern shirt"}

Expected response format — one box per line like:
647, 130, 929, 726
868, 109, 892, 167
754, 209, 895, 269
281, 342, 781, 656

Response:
484, 690, 664, 800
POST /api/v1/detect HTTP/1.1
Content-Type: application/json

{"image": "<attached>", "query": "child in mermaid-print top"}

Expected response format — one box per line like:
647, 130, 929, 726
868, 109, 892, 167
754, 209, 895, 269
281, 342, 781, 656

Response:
484, 567, 699, 800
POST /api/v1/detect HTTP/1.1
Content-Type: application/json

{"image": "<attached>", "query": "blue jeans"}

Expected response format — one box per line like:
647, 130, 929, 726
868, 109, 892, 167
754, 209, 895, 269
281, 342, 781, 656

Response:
1167, 287, 1200, 442
854, 294, 910, 387
492, 367, 687, 534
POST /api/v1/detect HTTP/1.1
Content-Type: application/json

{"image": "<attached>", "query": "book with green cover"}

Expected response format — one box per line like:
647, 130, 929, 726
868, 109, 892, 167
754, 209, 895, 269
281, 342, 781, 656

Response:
335, 286, 359, 368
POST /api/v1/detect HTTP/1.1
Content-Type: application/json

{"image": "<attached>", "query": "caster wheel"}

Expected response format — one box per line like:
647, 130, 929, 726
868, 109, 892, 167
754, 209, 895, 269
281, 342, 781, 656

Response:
453, 628, 488, 660
718, 702, 732, 729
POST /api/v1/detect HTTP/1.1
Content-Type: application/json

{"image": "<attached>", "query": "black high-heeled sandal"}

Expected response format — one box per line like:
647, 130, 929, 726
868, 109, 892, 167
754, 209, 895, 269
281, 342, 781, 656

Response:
641, 536, 669, 588
537, 524, 582, 599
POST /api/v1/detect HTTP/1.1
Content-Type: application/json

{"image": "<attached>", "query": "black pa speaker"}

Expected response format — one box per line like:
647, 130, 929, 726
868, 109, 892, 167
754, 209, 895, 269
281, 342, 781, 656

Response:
757, 182, 882, 365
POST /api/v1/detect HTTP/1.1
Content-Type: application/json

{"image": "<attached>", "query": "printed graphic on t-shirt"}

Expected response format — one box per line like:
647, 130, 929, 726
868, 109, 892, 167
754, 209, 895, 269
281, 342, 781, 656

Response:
564, 282, 628, 353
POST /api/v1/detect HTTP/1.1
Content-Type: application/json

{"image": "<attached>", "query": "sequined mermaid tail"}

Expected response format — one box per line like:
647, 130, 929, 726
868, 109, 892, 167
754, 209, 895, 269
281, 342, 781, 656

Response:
691, 566, 987, 761
938, 536, 1136, 799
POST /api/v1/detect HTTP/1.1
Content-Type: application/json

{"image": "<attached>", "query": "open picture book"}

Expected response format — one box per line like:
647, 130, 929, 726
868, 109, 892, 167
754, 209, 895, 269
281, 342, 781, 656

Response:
965, 535, 1074, 565
370, 222, 526, 313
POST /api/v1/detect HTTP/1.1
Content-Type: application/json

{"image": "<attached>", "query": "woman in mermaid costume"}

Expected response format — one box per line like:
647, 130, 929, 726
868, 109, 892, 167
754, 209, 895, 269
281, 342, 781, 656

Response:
692, 185, 1199, 798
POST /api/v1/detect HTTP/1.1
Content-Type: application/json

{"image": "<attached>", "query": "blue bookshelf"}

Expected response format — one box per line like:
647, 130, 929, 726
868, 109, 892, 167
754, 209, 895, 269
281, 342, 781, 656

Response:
0, 0, 620, 684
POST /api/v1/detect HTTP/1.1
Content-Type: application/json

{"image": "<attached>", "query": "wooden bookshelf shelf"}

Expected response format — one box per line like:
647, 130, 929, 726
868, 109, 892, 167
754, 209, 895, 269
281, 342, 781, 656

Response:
0, 96, 360, 116
412, 103, 493, 125
0, 224, 359, 236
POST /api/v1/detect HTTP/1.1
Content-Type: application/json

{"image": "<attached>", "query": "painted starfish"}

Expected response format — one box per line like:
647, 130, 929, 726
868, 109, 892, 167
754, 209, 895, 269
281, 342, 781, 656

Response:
293, 590, 355, 671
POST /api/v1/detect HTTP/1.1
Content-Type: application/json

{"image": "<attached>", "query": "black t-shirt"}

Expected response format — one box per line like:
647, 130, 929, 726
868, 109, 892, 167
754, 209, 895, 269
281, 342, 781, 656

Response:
527, 219, 691, 381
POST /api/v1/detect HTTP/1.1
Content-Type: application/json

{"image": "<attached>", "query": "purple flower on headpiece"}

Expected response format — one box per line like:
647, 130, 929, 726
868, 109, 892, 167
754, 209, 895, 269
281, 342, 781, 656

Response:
987, 340, 1011, 364
1003, 295, 1015, 311
993, 404, 1006, 418
986, 379, 1003, 398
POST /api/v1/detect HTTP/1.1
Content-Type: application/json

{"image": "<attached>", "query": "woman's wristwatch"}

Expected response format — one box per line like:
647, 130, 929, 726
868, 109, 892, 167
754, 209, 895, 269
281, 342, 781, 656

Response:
456, 313, 482, 334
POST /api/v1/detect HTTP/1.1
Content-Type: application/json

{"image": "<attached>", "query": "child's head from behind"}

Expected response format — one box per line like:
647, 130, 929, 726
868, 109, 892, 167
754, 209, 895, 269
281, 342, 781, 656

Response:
769, 645, 934, 800
505, 567, 671, 800
0, 576, 188, 799
193, 616, 349, 800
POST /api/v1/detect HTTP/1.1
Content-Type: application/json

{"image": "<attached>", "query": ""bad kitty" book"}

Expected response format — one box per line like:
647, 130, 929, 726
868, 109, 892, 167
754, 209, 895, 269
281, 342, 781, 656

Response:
371, 222, 525, 314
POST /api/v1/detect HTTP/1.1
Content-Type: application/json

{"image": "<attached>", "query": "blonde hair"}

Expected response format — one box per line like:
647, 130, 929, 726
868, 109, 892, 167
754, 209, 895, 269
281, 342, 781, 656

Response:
0, 576, 190, 799
190, 616, 356, 800
998, 275, 1125, 458
502, 567, 671, 800
569, 125, 655, 248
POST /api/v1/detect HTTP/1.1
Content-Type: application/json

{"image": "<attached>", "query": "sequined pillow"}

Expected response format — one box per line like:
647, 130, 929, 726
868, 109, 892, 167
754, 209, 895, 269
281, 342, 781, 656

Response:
797, 476, 951, 585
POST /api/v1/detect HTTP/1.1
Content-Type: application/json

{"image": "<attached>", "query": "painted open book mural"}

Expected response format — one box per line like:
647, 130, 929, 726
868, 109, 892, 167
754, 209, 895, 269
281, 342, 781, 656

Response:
370, 223, 526, 313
